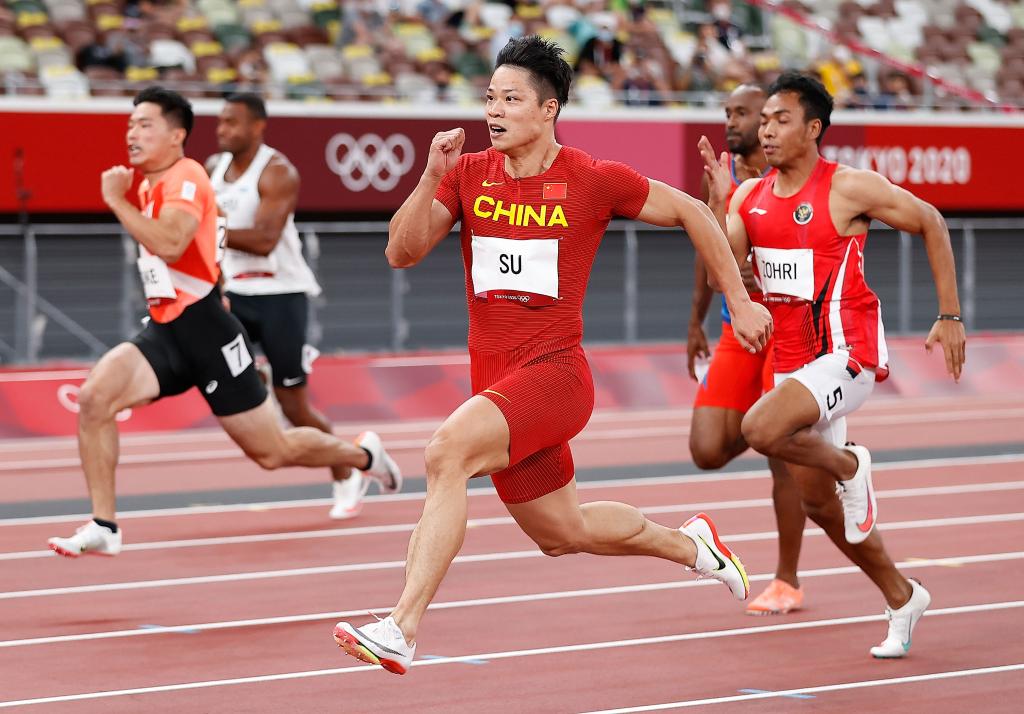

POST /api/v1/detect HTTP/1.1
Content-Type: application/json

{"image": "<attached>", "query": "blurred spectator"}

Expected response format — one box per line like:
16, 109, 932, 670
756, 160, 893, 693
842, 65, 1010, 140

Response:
878, 71, 916, 110
575, 13, 623, 74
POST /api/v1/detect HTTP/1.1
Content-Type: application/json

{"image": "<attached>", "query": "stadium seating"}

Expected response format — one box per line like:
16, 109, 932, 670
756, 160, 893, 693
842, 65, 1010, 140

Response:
0, 0, 1020, 107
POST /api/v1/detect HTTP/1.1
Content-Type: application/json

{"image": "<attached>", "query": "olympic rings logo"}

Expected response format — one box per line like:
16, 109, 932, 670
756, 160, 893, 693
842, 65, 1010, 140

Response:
57, 384, 132, 422
324, 133, 416, 192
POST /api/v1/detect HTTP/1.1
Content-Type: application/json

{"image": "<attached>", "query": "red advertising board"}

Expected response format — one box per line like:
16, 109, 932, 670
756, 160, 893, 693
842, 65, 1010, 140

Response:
0, 334, 1020, 439
1, 100, 1019, 214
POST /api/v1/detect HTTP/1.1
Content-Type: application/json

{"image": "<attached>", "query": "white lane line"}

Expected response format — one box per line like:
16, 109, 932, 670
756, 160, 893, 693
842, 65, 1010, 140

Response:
4, 480, 1024, 561
2, 550, 1021, 649
1, 601, 1021, 708
3, 451, 1022, 528
3, 516, 1022, 600
2, 406, 1021, 471
578, 663, 1024, 713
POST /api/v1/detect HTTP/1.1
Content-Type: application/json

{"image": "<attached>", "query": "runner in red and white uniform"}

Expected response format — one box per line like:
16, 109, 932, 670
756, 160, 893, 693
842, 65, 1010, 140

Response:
689, 85, 806, 617
707, 72, 965, 658
333, 36, 773, 675
48, 88, 400, 559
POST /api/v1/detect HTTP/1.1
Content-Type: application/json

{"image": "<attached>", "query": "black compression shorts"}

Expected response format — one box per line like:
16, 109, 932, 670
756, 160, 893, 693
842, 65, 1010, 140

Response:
227, 291, 313, 389
131, 289, 267, 416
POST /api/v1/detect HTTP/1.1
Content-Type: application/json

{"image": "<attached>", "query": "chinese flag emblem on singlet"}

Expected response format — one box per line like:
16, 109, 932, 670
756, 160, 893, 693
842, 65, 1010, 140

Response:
543, 182, 567, 200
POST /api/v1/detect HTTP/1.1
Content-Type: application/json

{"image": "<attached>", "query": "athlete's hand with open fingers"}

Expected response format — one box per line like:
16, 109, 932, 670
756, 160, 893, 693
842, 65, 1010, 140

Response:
925, 318, 966, 383
100, 166, 134, 206
697, 135, 731, 209
729, 300, 773, 354
424, 128, 465, 180
686, 321, 710, 380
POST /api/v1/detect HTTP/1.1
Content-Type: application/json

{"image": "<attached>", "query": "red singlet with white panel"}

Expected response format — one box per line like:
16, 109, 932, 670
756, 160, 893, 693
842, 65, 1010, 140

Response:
739, 157, 888, 377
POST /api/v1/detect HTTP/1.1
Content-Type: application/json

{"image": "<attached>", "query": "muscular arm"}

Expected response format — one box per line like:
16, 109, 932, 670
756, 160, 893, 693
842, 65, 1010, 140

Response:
107, 199, 198, 263
834, 169, 960, 317
386, 128, 463, 268
225, 160, 298, 256
386, 185, 456, 268
834, 168, 965, 379
689, 173, 714, 327
637, 179, 750, 313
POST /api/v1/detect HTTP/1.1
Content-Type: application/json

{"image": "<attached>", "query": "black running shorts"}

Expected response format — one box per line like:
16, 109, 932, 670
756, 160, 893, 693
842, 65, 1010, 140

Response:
131, 289, 267, 416
227, 291, 312, 389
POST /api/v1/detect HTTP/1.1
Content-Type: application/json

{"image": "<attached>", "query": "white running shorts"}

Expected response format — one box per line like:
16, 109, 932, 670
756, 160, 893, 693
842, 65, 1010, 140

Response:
775, 351, 875, 447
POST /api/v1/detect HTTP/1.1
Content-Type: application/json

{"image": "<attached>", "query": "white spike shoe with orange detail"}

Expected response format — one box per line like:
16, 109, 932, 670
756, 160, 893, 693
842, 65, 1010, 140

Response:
680, 512, 750, 600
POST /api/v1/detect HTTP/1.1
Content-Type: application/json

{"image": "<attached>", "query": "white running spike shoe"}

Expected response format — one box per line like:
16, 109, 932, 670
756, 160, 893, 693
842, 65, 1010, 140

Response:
48, 520, 122, 558
355, 431, 402, 495
871, 579, 931, 658
680, 512, 750, 600
333, 616, 416, 675
329, 471, 369, 520
838, 443, 877, 544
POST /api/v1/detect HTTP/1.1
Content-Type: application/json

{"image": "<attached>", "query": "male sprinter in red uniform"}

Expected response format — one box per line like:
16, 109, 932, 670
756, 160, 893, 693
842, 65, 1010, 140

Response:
688, 85, 806, 616
48, 87, 399, 557
707, 72, 965, 657
333, 36, 772, 674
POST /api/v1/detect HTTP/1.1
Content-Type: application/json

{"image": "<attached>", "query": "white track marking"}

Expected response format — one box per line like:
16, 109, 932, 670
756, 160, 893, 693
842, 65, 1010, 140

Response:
1, 550, 1021, 649
1, 601, 1021, 708
3, 518, 1022, 600
2, 452, 1022, 528
1, 405, 1020, 470
578, 663, 1024, 713
4, 480, 1024, 560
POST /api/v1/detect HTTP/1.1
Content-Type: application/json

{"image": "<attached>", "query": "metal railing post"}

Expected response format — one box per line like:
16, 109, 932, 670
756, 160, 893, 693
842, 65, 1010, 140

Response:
898, 231, 912, 333
624, 225, 639, 343
121, 231, 138, 340
391, 268, 409, 352
13, 223, 40, 363
304, 228, 323, 346
962, 222, 976, 329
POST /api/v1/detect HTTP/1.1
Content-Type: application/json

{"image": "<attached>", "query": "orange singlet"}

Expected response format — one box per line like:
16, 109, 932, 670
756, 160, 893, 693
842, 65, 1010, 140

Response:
137, 158, 222, 323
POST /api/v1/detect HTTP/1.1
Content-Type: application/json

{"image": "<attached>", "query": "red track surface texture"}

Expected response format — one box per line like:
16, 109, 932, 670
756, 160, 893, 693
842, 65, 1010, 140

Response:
1, 395, 1023, 712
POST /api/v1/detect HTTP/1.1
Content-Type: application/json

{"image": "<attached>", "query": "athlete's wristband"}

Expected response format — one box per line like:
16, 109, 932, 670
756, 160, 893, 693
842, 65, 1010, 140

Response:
936, 314, 963, 323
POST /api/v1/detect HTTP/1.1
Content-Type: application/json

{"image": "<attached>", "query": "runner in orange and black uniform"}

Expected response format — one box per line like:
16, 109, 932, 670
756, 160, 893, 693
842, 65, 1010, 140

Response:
49, 87, 400, 559
333, 36, 773, 676
688, 85, 807, 616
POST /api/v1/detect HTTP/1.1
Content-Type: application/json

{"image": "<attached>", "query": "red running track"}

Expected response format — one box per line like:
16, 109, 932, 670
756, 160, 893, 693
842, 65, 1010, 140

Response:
1, 397, 1023, 712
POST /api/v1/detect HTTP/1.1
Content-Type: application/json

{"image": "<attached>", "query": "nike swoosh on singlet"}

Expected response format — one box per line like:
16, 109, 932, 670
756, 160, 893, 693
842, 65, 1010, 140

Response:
481, 180, 504, 187
748, 207, 768, 215
698, 535, 727, 571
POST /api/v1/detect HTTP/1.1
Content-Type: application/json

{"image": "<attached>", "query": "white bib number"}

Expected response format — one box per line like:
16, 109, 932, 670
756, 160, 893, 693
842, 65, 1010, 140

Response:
470, 234, 559, 306
136, 254, 176, 302
221, 333, 254, 377
754, 247, 814, 301
224, 248, 278, 279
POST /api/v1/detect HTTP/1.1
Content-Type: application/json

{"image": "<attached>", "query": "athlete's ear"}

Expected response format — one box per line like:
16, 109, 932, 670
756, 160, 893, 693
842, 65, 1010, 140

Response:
808, 118, 822, 143
545, 98, 559, 121
171, 126, 187, 149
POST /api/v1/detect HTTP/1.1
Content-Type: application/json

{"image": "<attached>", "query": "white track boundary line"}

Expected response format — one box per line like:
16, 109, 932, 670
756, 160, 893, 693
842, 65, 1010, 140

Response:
578, 663, 1024, 713
0, 396, 1007, 453
3, 407, 1022, 471
4, 479, 1024, 561
3, 515, 1022, 600
2, 550, 1021, 650
2, 452, 1021, 528
1, 600, 1021, 708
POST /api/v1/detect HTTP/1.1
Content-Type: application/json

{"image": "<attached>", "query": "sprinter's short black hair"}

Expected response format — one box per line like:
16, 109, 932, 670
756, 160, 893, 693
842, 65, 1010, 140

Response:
767, 72, 833, 145
495, 35, 572, 118
133, 86, 195, 141
225, 92, 268, 120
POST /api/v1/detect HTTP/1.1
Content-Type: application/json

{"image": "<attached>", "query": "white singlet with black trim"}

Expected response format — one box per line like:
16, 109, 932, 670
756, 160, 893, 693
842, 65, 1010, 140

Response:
211, 144, 321, 297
